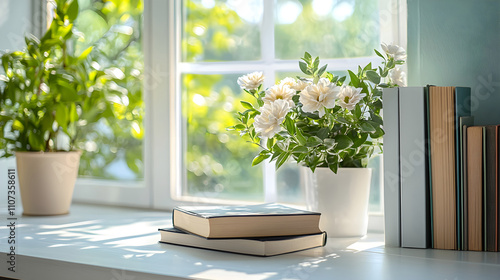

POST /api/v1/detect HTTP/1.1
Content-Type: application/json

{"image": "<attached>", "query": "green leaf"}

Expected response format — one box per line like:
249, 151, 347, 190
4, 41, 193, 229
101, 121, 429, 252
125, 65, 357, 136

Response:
240, 101, 254, 110
334, 135, 353, 150
354, 104, 362, 119
348, 70, 359, 87
69, 103, 78, 122
305, 136, 322, 147
316, 64, 328, 77
12, 120, 24, 131
373, 99, 383, 109
234, 124, 245, 130
366, 70, 381, 84
374, 49, 385, 59
276, 152, 291, 170
252, 153, 270, 166
296, 128, 307, 145
360, 121, 376, 133
324, 138, 336, 149
317, 127, 330, 140
66, 0, 79, 22
55, 103, 68, 131
299, 61, 308, 75
351, 133, 369, 148
284, 117, 296, 135
28, 132, 44, 151
266, 138, 274, 150
292, 146, 309, 154
303, 52, 312, 62
78, 46, 93, 61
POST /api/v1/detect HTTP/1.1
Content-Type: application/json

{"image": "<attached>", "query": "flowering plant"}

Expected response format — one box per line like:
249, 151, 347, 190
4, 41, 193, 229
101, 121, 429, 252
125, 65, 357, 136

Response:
229, 44, 406, 173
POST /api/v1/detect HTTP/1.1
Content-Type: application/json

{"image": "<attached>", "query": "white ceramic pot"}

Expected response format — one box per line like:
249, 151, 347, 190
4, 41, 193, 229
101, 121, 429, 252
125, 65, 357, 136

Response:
301, 167, 372, 237
16, 151, 81, 216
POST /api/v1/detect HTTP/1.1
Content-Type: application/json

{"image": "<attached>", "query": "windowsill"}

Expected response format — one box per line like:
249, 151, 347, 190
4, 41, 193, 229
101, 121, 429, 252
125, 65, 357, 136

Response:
1, 204, 500, 280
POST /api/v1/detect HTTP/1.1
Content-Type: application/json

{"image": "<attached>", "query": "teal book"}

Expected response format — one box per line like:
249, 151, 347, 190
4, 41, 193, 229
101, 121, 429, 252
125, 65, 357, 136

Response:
172, 203, 321, 238
454, 87, 471, 250
158, 227, 327, 257
382, 87, 401, 247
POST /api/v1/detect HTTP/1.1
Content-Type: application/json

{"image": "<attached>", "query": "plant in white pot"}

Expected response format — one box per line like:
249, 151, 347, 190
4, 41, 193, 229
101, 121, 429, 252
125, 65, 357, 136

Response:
229, 44, 406, 236
0, 0, 108, 215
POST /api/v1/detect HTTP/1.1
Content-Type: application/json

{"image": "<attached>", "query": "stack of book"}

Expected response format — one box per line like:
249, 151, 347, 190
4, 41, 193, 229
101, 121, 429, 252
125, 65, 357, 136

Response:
158, 203, 327, 256
383, 86, 500, 252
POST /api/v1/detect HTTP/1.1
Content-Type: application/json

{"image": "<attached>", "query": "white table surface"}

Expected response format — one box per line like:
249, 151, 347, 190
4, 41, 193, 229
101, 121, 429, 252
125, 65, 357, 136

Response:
1, 203, 500, 280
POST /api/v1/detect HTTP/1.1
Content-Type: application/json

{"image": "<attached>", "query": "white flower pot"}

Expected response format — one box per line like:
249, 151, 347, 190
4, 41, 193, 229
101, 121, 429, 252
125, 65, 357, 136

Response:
301, 167, 372, 237
16, 151, 81, 216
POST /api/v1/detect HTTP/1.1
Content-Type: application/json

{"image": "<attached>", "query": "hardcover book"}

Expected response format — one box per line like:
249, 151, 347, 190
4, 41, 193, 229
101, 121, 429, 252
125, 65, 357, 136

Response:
399, 87, 430, 248
172, 203, 322, 238
467, 126, 484, 251
158, 228, 327, 257
382, 87, 401, 247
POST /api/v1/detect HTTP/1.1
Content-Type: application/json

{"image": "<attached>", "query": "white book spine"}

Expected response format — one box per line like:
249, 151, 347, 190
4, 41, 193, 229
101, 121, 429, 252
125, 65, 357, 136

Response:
382, 87, 401, 247
399, 87, 429, 248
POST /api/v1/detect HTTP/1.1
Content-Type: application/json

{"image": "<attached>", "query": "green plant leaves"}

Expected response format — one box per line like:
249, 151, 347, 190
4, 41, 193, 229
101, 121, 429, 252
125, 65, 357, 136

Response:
366, 70, 380, 84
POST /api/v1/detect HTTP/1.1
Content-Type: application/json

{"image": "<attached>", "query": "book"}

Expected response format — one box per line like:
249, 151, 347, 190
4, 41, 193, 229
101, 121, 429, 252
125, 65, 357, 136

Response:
460, 117, 475, 251
485, 125, 498, 251
497, 125, 500, 252
428, 86, 470, 250
399, 87, 430, 248
467, 126, 484, 251
382, 87, 401, 247
172, 203, 322, 238
158, 227, 327, 256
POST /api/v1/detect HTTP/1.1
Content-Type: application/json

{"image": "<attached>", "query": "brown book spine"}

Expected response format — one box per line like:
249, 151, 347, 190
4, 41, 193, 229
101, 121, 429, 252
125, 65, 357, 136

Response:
429, 87, 457, 250
467, 126, 484, 251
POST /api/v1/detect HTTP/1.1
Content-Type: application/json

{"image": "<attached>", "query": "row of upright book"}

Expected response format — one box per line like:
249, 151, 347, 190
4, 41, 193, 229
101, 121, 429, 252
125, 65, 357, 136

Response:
383, 86, 500, 251
158, 203, 326, 256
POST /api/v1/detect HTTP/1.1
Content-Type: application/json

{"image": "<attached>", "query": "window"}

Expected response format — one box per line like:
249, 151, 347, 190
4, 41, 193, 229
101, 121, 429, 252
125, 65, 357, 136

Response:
161, 0, 407, 214
26, 0, 405, 213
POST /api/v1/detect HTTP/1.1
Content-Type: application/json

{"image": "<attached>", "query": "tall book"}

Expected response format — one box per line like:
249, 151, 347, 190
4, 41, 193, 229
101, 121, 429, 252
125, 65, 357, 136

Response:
485, 125, 498, 251
428, 86, 471, 250
467, 126, 484, 251
399, 87, 430, 248
382, 87, 401, 247
460, 116, 475, 251
497, 125, 500, 252
158, 228, 327, 257
172, 203, 321, 238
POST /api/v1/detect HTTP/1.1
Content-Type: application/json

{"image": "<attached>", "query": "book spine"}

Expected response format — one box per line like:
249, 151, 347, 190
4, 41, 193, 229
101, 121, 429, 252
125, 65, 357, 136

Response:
467, 126, 484, 251
382, 87, 401, 247
486, 126, 497, 251
454, 87, 471, 250
399, 87, 430, 248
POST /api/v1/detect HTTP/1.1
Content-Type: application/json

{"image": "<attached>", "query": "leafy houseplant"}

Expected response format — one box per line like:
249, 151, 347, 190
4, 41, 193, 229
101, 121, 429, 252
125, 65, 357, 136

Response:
0, 0, 107, 155
0, 0, 109, 215
229, 44, 407, 173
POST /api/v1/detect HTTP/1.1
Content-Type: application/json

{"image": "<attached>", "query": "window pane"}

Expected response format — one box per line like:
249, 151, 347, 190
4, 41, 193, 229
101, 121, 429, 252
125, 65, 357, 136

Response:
182, 74, 263, 201
181, 0, 263, 62
275, 0, 380, 59
74, 0, 144, 180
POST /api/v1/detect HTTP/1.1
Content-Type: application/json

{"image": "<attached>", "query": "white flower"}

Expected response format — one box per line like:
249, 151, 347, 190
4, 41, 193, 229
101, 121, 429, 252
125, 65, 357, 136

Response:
299, 78, 339, 117
279, 77, 297, 89
254, 99, 290, 138
390, 67, 407, 87
237, 72, 265, 90
292, 79, 311, 91
381, 43, 407, 61
262, 83, 296, 108
337, 85, 366, 110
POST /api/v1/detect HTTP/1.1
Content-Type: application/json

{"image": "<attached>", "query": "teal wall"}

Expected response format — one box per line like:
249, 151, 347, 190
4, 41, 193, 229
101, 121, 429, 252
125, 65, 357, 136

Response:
408, 0, 500, 125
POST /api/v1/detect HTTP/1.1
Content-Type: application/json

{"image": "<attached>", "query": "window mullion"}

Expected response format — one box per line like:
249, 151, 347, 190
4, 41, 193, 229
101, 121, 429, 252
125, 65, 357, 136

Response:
261, 0, 277, 203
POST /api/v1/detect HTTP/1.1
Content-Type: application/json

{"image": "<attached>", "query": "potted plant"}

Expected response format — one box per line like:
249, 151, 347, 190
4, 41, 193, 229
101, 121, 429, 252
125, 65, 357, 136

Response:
0, 0, 107, 215
229, 44, 406, 236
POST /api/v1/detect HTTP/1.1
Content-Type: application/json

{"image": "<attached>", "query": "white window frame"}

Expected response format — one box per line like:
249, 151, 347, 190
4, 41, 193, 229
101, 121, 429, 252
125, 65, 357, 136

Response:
34, 0, 407, 220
